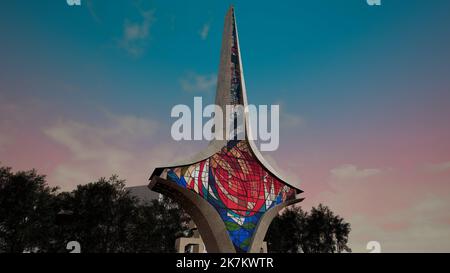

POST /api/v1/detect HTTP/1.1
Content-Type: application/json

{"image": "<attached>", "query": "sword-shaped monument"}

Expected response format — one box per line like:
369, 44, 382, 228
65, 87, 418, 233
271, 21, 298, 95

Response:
149, 6, 304, 253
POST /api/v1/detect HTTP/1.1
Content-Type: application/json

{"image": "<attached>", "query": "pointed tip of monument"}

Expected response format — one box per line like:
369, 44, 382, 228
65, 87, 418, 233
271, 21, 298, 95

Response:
228, 5, 235, 14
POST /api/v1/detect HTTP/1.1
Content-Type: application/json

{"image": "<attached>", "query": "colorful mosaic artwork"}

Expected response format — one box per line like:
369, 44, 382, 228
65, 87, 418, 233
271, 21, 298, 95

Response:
164, 140, 297, 252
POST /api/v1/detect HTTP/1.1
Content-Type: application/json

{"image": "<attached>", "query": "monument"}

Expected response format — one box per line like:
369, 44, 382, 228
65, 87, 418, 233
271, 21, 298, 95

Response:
149, 6, 304, 253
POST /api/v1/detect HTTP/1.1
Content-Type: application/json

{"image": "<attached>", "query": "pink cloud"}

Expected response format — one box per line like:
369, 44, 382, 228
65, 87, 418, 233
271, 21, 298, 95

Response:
0, 98, 200, 191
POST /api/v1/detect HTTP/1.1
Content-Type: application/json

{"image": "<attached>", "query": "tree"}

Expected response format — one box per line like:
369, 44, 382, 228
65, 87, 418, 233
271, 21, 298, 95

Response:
53, 176, 190, 253
0, 164, 191, 253
265, 206, 307, 253
53, 175, 139, 253
128, 196, 190, 253
266, 204, 351, 253
0, 166, 58, 253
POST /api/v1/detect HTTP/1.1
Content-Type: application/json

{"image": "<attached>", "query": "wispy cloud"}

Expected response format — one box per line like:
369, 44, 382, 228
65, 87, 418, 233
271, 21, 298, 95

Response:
281, 112, 305, 129
44, 115, 156, 164
424, 161, 450, 173
0, 134, 10, 151
179, 72, 216, 93
86, 0, 101, 23
199, 22, 210, 40
347, 193, 450, 252
42, 110, 198, 191
0, 96, 199, 191
119, 10, 155, 57
276, 100, 306, 129
43, 113, 158, 190
330, 164, 382, 180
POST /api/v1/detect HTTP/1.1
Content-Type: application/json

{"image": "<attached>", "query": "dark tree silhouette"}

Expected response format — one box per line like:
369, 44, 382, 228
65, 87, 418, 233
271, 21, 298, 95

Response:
53, 176, 190, 253
52, 175, 139, 252
128, 196, 190, 253
266, 204, 351, 253
0, 166, 58, 253
1, 164, 350, 253
0, 165, 190, 253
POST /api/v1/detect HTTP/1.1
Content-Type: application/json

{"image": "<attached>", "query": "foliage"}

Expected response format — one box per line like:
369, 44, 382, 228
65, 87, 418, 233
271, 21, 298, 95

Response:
0, 166, 58, 252
0, 165, 189, 253
0, 164, 350, 253
266, 204, 351, 253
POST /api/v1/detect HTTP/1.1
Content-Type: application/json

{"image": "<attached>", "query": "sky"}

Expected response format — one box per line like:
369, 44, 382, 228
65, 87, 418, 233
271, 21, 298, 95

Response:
1, 0, 450, 252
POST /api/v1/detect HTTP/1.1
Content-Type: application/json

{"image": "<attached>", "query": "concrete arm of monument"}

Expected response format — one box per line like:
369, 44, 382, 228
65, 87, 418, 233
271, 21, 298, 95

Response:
149, 140, 228, 180
149, 140, 304, 196
149, 176, 236, 253
248, 197, 305, 253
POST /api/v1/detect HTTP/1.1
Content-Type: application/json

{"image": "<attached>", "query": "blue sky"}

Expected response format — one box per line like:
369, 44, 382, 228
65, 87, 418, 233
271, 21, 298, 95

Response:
2, 0, 449, 125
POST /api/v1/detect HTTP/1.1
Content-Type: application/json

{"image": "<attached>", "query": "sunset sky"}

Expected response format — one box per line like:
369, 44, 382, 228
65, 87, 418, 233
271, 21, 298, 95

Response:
1, 0, 450, 252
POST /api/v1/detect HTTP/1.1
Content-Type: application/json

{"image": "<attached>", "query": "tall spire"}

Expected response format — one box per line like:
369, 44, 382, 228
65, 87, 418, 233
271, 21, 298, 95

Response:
214, 6, 249, 141
215, 6, 244, 108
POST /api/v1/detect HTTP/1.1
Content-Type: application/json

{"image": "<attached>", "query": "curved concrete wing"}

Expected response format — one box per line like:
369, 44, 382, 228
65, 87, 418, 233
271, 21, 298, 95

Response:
248, 198, 305, 253
150, 176, 236, 253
